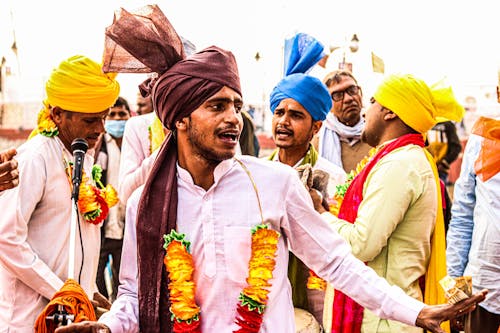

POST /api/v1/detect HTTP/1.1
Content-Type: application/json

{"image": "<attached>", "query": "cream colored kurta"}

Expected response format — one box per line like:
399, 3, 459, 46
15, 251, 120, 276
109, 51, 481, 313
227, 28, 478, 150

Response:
322, 144, 437, 333
0, 135, 101, 332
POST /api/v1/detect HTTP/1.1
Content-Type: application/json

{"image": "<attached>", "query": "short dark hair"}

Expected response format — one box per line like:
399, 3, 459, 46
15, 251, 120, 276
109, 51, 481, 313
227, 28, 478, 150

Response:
113, 96, 130, 112
323, 70, 358, 88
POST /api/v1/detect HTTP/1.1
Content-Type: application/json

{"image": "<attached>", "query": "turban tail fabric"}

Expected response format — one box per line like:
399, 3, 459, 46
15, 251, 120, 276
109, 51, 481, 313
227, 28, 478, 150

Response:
373, 74, 465, 133
103, 5, 241, 332
270, 32, 331, 121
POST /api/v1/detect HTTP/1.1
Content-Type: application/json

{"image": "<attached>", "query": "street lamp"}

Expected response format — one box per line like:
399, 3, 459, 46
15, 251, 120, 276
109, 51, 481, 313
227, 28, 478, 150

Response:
349, 34, 359, 53
340, 34, 359, 72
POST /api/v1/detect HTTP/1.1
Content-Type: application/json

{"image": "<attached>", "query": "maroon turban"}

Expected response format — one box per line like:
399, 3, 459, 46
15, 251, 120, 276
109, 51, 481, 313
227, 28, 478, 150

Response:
137, 46, 241, 333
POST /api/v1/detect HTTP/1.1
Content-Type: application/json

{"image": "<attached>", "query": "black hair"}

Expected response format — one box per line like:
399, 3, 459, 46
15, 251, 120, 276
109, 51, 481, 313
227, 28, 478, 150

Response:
113, 96, 131, 112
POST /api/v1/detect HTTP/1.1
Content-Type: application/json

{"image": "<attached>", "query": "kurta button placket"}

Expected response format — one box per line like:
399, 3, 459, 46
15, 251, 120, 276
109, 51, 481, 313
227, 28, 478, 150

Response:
201, 192, 216, 278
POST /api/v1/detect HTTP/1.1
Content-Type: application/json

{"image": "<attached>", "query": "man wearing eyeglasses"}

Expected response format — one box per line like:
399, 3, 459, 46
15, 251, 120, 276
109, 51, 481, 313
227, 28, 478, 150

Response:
314, 70, 372, 173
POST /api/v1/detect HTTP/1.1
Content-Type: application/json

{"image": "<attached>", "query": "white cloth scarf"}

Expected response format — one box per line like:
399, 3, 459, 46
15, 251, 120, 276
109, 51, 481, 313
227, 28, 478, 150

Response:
318, 112, 365, 168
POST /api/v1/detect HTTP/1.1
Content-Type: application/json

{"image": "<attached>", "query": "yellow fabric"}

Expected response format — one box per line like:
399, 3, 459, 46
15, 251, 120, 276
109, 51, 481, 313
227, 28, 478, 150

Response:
422, 148, 450, 333
45, 55, 120, 113
374, 74, 464, 134
322, 144, 449, 332
148, 115, 166, 154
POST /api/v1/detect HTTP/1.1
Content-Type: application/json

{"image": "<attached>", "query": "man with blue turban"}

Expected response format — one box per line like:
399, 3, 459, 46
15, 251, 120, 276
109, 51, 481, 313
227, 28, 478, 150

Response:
267, 32, 346, 327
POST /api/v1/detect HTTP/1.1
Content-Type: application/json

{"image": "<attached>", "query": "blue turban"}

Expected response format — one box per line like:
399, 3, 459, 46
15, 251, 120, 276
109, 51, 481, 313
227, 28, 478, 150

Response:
270, 33, 331, 121
283, 32, 326, 76
270, 74, 332, 121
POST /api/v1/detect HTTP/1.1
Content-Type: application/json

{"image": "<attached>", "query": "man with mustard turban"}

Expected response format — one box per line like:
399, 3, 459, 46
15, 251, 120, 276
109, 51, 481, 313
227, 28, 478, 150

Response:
312, 73, 465, 333
0, 55, 120, 332
267, 32, 346, 327
59, 6, 486, 333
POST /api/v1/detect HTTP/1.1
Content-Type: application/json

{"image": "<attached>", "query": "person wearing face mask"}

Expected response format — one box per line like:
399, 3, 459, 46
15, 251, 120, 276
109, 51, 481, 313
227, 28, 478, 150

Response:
95, 96, 131, 301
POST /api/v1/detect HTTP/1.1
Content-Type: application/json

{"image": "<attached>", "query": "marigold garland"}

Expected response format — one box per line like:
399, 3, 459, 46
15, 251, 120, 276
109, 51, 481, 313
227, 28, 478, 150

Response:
306, 147, 379, 290
234, 224, 280, 333
34, 104, 59, 138
162, 224, 280, 332
65, 162, 119, 225
163, 230, 201, 333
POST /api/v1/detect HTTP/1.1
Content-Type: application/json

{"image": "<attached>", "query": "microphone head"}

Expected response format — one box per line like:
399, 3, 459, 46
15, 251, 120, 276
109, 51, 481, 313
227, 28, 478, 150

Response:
71, 138, 89, 154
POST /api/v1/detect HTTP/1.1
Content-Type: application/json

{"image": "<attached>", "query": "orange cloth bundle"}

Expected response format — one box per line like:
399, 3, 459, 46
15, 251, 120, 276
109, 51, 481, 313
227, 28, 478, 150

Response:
472, 116, 500, 182
34, 279, 96, 333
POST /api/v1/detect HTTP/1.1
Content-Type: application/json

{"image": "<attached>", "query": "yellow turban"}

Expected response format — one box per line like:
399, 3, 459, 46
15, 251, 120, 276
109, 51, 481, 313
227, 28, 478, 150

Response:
45, 55, 120, 113
373, 74, 464, 133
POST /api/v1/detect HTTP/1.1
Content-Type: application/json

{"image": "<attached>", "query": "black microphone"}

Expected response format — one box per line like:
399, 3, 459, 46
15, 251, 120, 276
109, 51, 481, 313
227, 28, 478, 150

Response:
71, 138, 89, 200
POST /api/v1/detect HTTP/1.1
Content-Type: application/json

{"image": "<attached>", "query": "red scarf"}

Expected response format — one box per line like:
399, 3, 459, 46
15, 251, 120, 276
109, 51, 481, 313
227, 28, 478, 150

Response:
331, 133, 425, 333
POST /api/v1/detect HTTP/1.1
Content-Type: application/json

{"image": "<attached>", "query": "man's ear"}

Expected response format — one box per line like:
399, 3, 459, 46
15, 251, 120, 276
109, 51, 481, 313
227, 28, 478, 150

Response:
383, 109, 398, 121
175, 117, 189, 131
50, 106, 64, 125
312, 120, 322, 136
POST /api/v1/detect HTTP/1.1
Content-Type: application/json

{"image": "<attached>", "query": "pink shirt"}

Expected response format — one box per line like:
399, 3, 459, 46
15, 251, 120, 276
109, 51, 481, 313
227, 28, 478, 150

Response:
101, 156, 424, 332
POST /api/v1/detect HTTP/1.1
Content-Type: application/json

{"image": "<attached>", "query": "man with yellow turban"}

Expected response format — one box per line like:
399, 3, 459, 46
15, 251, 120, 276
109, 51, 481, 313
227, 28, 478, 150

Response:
0, 55, 120, 332
312, 73, 464, 333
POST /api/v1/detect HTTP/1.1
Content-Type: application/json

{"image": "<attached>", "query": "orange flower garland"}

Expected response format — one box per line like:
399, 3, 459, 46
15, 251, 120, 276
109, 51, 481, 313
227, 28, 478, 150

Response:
306, 147, 379, 290
162, 224, 280, 332
234, 224, 280, 332
65, 162, 119, 224
163, 230, 201, 333
35, 105, 59, 137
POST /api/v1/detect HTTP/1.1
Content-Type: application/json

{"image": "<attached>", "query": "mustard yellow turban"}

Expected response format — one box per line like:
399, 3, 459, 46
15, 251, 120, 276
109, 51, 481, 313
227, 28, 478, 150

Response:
373, 74, 464, 133
45, 55, 120, 113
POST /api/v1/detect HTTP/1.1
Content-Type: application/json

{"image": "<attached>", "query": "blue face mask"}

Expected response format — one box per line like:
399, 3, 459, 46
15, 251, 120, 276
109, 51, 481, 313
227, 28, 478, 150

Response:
105, 120, 127, 138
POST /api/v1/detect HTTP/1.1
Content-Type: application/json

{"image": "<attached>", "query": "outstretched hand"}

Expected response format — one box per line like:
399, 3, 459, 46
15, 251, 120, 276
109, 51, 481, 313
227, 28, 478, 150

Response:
0, 148, 19, 192
415, 289, 488, 333
54, 321, 110, 333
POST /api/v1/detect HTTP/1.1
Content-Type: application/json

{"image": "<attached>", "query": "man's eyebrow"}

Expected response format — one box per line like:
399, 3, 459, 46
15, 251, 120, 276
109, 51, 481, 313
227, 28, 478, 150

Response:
206, 97, 243, 104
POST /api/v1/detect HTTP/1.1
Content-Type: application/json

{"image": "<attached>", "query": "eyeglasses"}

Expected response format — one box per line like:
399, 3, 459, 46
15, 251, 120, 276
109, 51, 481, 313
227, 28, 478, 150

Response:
331, 85, 361, 102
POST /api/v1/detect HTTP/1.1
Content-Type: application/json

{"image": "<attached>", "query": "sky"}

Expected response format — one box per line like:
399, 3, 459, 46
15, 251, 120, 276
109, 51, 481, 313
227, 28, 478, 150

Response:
1, 0, 500, 119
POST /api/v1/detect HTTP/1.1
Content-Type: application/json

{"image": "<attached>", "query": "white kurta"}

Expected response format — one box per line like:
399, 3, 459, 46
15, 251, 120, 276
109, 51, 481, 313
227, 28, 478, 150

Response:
118, 112, 158, 205
0, 135, 101, 332
101, 156, 424, 332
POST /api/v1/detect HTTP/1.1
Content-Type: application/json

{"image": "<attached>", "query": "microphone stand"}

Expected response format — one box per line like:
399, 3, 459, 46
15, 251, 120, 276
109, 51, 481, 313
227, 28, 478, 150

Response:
44, 192, 79, 327
46, 139, 88, 327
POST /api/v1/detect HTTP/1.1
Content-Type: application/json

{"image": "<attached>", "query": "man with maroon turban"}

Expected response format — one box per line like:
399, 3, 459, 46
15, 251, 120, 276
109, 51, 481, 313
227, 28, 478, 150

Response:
57, 5, 486, 333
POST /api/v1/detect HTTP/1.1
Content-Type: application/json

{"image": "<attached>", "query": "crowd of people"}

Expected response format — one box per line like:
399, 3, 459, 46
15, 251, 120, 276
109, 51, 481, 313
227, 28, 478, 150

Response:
0, 4, 498, 333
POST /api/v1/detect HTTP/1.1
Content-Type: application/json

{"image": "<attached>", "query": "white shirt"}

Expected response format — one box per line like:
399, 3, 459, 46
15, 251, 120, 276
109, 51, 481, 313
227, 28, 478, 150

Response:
100, 156, 424, 332
0, 135, 101, 332
447, 133, 500, 314
96, 133, 125, 240
118, 112, 158, 205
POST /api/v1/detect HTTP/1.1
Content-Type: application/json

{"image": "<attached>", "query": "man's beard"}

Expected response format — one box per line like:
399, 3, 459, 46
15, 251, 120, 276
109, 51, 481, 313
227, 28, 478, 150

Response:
187, 122, 235, 164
